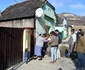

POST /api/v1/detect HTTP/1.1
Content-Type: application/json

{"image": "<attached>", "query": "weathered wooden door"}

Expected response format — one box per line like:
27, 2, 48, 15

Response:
0, 27, 23, 69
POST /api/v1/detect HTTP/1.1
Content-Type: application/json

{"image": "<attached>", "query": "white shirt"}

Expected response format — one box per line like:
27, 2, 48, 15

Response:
68, 33, 76, 45
71, 33, 76, 43
36, 36, 45, 47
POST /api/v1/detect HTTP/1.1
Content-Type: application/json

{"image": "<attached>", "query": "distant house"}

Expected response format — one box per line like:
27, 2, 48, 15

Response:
0, 0, 56, 69
58, 13, 85, 31
55, 16, 67, 39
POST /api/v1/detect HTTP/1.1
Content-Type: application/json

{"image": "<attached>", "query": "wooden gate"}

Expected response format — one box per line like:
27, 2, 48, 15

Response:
0, 27, 23, 69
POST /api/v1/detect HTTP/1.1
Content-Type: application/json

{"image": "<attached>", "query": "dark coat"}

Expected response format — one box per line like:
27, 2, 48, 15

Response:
74, 36, 85, 53
55, 32, 62, 44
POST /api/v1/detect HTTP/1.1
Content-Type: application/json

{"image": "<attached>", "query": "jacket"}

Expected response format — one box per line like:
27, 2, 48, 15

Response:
74, 36, 85, 53
48, 35, 58, 47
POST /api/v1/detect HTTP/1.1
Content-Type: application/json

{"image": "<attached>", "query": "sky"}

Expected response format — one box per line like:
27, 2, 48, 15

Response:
48, 0, 85, 16
0, 0, 85, 16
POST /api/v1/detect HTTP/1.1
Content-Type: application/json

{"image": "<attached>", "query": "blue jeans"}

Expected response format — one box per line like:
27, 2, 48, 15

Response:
51, 47, 57, 61
24, 52, 29, 63
77, 52, 85, 70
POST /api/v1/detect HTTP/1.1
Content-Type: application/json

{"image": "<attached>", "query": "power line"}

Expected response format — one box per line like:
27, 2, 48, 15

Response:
56, 0, 71, 14
63, 0, 71, 13
14, 0, 18, 3
55, 0, 65, 14
56, 0, 60, 5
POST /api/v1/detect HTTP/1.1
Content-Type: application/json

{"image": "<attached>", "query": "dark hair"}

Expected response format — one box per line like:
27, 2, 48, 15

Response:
50, 31, 56, 35
43, 33, 47, 37
25, 48, 28, 52
71, 29, 75, 32
78, 31, 84, 36
39, 34, 42, 36
55, 29, 59, 32
78, 29, 82, 32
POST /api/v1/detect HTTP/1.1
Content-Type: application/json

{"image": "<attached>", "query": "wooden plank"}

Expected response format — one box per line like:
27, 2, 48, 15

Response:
0, 27, 23, 69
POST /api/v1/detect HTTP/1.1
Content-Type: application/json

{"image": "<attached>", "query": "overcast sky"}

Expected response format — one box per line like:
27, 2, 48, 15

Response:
0, 0, 85, 16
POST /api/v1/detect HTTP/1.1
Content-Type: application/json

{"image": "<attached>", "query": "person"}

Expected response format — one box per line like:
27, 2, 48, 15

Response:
24, 48, 29, 63
67, 29, 76, 58
46, 34, 51, 56
48, 31, 58, 63
34, 33, 47, 60
74, 31, 85, 70
42, 34, 50, 57
55, 30, 62, 59
76, 29, 82, 43
55, 30, 62, 44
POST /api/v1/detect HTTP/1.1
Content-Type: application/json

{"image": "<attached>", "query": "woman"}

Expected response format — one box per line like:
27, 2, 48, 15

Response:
34, 33, 47, 60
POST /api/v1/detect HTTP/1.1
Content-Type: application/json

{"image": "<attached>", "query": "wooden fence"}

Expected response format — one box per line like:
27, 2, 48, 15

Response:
0, 27, 23, 69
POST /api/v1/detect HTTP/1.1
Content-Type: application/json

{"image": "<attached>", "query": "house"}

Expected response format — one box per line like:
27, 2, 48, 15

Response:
0, 0, 56, 69
58, 13, 85, 31
55, 16, 67, 39
35, 1, 56, 38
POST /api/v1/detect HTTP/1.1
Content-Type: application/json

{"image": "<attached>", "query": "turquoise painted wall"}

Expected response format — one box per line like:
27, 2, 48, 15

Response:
36, 17, 46, 38
42, 3, 56, 23
63, 18, 67, 38
42, 3, 56, 33
35, 2, 56, 38
63, 18, 67, 28
44, 16, 55, 33
55, 18, 67, 39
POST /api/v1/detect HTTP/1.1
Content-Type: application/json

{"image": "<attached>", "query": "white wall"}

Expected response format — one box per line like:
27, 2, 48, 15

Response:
0, 18, 34, 28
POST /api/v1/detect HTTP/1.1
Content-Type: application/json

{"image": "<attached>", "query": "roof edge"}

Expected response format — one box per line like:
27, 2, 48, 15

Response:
0, 16, 35, 22
46, 1, 55, 10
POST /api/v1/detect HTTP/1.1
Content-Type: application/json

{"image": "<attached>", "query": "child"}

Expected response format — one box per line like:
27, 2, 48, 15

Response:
24, 48, 29, 63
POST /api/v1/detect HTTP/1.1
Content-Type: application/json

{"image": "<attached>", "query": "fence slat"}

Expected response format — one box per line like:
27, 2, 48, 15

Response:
0, 27, 23, 69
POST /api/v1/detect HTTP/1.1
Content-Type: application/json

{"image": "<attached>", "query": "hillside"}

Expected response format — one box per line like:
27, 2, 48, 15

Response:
58, 13, 85, 26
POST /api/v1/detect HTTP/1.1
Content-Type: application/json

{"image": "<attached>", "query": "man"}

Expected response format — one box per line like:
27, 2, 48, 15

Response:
74, 31, 85, 70
55, 30, 62, 59
55, 30, 62, 44
67, 29, 76, 58
76, 29, 82, 43
48, 31, 58, 63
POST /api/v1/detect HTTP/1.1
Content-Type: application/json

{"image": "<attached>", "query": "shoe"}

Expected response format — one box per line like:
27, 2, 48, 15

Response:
33, 57, 37, 60
53, 60, 56, 63
38, 58, 42, 60
50, 61, 54, 63
57, 68, 62, 70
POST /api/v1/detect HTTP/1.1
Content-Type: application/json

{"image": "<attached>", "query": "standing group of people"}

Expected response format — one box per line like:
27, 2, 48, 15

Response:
24, 28, 85, 70
66, 28, 85, 70
34, 30, 62, 63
